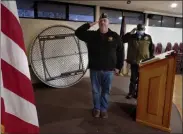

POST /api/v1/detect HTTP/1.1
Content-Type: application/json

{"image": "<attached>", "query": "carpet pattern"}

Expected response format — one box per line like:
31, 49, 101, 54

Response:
34, 77, 182, 133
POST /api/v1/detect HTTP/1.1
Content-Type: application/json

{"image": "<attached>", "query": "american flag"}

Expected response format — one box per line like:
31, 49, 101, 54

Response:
1, 1, 39, 133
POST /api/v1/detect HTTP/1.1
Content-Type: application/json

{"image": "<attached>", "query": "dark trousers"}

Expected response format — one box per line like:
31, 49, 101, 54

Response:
90, 70, 114, 112
129, 64, 139, 96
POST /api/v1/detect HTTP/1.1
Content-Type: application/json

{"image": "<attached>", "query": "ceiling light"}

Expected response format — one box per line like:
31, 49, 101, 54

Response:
176, 22, 180, 25
158, 20, 161, 23
170, 3, 177, 8
118, 17, 122, 20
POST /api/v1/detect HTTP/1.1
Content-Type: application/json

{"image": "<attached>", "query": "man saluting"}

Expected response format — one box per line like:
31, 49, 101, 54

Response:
122, 24, 154, 99
75, 13, 124, 118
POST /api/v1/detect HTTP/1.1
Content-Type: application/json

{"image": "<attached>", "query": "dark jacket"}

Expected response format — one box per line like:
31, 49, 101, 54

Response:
122, 32, 154, 64
75, 23, 124, 72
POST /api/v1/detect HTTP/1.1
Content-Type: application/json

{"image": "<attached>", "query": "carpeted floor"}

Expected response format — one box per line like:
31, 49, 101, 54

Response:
34, 77, 182, 134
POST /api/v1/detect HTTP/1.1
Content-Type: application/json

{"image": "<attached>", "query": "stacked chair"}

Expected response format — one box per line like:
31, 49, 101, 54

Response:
176, 42, 183, 74
155, 43, 163, 55
165, 42, 172, 52
172, 42, 179, 53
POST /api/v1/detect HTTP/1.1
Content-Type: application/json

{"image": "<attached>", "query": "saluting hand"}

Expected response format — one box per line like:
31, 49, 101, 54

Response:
90, 21, 99, 27
130, 28, 137, 34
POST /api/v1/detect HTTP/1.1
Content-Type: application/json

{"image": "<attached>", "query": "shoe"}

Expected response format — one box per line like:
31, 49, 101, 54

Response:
101, 111, 108, 119
126, 94, 133, 99
92, 109, 100, 118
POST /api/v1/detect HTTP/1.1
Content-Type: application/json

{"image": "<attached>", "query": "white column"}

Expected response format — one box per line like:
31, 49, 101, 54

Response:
145, 14, 149, 33
95, 5, 100, 21
145, 14, 149, 26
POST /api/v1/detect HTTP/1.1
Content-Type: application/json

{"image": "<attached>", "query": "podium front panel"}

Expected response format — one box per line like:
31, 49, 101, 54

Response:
136, 56, 176, 132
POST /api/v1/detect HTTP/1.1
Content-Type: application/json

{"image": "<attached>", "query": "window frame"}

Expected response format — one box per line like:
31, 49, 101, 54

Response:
122, 10, 145, 25
17, 9, 35, 19
16, 1, 182, 29
68, 3, 96, 22
18, 1, 96, 22
16, 0, 35, 19
147, 13, 182, 28
147, 14, 162, 27
175, 17, 182, 28
34, 1, 68, 21
161, 15, 176, 28
100, 7, 145, 24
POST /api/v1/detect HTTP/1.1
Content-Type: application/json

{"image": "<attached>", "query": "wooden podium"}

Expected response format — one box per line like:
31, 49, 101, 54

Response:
136, 50, 177, 132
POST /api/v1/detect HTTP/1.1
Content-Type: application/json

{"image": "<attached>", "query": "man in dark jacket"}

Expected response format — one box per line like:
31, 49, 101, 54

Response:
122, 24, 154, 99
75, 13, 124, 118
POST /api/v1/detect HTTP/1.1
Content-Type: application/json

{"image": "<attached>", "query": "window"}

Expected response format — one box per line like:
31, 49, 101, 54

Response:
148, 14, 162, 27
123, 11, 144, 24
69, 5, 94, 22
100, 8, 122, 24
162, 16, 175, 28
175, 17, 182, 28
37, 2, 66, 19
16, 0, 34, 18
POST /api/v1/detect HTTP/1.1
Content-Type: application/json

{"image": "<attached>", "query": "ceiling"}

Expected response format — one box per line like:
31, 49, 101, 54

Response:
58, 0, 182, 17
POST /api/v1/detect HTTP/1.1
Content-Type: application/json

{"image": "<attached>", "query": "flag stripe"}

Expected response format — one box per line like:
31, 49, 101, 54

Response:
2, 86, 39, 127
1, 4, 26, 52
4, 112, 39, 133
1, 60, 35, 104
1, 1, 39, 133
1, 98, 5, 126
1, 32, 31, 79
1, 1, 20, 22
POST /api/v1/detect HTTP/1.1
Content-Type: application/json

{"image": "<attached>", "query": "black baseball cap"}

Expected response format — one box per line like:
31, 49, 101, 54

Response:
99, 13, 108, 19
137, 24, 145, 31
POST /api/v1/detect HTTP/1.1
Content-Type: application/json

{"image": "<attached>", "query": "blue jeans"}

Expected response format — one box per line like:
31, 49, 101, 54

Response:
90, 70, 114, 112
